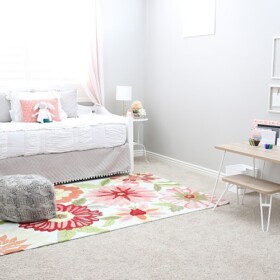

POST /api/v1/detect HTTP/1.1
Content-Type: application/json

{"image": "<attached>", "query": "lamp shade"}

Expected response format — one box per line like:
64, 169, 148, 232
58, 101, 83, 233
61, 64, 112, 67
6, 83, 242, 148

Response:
116, 86, 132, 101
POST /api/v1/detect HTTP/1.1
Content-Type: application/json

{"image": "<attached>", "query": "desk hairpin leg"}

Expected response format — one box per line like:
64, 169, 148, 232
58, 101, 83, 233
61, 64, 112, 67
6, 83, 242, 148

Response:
260, 193, 273, 232
261, 160, 266, 179
213, 183, 230, 210
211, 151, 226, 202
241, 187, 246, 205
236, 185, 241, 204
259, 160, 270, 232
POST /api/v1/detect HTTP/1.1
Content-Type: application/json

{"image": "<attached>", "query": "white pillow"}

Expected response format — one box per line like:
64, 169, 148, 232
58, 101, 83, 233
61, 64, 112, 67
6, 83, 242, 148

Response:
77, 104, 94, 116
6, 91, 67, 122
0, 92, 11, 122
60, 90, 78, 118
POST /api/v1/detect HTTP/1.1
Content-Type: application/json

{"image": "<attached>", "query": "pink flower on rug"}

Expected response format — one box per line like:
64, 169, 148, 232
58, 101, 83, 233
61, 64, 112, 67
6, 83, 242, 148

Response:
116, 204, 163, 222
0, 235, 31, 255
55, 185, 83, 204
112, 173, 159, 184
161, 187, 212, 209
19, 204, 102, 232
87, 184, 157, 206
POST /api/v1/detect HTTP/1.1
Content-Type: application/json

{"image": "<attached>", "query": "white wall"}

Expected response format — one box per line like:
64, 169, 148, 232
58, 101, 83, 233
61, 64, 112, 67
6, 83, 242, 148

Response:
102, 0, 146, 115
144, 0, 280, 174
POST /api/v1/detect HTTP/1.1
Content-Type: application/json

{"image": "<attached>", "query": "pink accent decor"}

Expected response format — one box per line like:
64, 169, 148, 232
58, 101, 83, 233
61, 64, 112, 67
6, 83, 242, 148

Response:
20, 98, 61, 123
252, 119, 280, 129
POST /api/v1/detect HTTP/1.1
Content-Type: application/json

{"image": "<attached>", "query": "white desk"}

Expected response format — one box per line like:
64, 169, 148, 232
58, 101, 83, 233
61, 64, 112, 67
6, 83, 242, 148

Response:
133, 118, 148, 162
212, 142, 280, 231
212, 142, 280, 199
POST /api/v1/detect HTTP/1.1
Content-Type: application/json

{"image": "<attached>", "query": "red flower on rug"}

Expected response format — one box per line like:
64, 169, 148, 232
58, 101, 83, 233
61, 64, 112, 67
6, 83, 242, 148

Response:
87, 184, 157, 206
130, 209, 146, 216
112, 173, 159, 184
116, 204, 162, 222
54, 185, 83, 203
0, 235, 31, 255
161, 187, 211, 209
19, 204, 102, 232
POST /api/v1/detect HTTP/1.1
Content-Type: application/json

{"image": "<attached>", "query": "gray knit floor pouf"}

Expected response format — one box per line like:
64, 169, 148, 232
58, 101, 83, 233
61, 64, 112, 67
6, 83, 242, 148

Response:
0, 174, 56, 223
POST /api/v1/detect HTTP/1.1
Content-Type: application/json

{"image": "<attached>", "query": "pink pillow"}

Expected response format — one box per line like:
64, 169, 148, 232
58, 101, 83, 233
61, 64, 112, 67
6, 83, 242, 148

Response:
20, 98, 61, 123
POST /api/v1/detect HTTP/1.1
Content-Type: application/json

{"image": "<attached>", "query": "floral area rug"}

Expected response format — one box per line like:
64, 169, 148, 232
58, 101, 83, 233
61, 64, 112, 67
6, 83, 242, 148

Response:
0, 173, 227, 255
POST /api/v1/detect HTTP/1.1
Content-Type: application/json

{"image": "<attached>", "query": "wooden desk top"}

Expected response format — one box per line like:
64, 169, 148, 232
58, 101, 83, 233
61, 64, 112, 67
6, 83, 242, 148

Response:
215, 142, 280, 164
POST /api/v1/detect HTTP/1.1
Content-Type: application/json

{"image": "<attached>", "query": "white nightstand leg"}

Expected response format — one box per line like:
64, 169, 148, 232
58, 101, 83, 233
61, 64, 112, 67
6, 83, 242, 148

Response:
133, 118, 149, 162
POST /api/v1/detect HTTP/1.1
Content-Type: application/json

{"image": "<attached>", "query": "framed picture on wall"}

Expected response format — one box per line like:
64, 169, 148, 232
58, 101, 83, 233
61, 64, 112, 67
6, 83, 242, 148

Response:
268, 85, 280, 113
181, 0, 216, 38
271, 37, 280, 79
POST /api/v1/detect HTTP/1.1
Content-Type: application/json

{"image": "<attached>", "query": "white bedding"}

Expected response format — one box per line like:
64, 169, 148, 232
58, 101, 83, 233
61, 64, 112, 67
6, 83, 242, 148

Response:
0, 114, 128, 160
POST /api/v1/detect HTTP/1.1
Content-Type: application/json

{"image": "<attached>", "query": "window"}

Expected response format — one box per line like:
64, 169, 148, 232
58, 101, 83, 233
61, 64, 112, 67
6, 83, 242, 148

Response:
0, 0, 92, 87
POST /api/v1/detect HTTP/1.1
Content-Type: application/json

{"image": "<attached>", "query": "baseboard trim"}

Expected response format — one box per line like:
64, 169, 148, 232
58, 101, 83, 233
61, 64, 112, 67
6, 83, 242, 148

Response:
146, 151, 222, 178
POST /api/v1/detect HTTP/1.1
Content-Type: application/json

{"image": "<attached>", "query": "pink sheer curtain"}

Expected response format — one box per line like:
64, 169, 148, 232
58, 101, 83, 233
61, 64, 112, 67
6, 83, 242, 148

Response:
83, 0, 105, 106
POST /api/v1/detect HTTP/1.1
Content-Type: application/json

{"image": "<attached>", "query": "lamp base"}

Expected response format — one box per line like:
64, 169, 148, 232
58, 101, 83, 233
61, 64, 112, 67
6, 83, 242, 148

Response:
122, 101, 128, 116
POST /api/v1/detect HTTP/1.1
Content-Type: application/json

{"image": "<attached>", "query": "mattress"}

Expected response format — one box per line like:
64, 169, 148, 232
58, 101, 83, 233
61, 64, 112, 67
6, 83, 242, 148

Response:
0, 114, 128, 160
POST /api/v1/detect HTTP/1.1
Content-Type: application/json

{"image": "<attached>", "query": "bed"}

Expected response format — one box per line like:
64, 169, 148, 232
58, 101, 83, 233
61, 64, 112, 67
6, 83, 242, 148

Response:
0, 90, 134, 184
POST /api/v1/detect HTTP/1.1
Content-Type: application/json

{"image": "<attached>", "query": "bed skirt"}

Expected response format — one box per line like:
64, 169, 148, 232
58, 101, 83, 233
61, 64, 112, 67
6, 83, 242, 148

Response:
0, 143, 131, 184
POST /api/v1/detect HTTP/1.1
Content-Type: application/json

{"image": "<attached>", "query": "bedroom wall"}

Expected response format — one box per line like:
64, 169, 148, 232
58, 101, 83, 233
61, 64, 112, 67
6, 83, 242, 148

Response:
144, 0, 280, 177
102, 0, 146, 115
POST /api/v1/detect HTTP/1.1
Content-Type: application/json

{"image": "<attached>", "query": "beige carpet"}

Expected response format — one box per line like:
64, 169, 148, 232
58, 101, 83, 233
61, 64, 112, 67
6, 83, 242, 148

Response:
1, 157, 280, 280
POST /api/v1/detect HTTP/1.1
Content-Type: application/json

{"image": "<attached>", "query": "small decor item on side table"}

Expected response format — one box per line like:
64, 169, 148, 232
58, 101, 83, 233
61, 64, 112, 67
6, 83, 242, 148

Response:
130, 100, 147, 118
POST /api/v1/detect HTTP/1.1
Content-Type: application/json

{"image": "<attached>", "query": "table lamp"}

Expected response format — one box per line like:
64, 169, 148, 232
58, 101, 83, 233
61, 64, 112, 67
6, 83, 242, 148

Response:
116, 86, 132, 115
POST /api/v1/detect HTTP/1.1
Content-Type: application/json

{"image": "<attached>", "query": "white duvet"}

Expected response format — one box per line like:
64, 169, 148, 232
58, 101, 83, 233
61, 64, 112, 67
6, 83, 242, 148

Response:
0, 114, 128, 160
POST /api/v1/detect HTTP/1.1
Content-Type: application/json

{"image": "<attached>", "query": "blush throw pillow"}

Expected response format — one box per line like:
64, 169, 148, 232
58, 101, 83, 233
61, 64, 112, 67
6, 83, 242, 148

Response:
6, 91, 67, 122
20, 98, 61, 123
